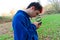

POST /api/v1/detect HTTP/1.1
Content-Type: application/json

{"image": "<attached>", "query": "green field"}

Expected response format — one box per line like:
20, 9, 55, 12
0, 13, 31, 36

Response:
37, 14, 60, 40
0, 14, 60, 40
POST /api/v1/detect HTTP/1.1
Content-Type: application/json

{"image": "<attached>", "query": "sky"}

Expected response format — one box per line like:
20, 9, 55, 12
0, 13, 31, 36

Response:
0, 0, 49, 16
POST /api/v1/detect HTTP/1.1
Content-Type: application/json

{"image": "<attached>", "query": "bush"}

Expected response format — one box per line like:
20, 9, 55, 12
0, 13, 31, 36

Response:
0, 16, 12, 23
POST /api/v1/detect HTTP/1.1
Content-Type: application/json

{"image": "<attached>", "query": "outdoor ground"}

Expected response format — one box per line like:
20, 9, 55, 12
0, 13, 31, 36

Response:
0, 14, 60, 40
0, 22, 13, 40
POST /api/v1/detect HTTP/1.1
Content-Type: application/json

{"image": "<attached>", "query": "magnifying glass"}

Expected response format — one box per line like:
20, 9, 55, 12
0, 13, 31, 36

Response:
35, 14, 42, 25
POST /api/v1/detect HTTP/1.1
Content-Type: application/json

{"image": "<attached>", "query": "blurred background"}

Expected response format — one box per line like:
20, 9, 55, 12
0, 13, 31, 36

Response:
0, 0, 60, 40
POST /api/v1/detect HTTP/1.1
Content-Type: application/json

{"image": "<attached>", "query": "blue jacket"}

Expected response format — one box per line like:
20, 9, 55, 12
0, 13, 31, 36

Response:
12, 10, 38, 40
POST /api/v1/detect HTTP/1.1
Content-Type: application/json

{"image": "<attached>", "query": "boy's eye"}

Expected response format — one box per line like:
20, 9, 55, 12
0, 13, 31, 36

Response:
36, 13, 39, 15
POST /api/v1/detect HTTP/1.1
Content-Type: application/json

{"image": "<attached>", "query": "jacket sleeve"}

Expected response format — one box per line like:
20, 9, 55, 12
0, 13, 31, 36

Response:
31, 24, 37, 30
12, 15, 28, 40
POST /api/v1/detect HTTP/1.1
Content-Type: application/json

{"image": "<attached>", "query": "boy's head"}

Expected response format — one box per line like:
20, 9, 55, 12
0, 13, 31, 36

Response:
27, 2, 43, 13
26, 2, 43, 17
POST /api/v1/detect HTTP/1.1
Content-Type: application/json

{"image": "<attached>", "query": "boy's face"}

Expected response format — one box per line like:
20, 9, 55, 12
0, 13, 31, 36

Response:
31, 10, 40, 17
29, 6, 40, 17
30, 9, 40, 17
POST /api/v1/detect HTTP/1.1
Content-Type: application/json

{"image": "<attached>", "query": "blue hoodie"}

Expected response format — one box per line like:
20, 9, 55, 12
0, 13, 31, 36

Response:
12, 10, 38, 40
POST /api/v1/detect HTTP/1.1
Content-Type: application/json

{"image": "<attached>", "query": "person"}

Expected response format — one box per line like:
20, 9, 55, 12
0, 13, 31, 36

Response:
12, 2, 43, 40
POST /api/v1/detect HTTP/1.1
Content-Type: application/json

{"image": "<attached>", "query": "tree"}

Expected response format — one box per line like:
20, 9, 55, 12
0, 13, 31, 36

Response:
48, 0, 60, 13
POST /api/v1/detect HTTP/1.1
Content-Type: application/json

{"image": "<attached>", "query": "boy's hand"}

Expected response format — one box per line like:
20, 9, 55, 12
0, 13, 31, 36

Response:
33, 22, 42, 29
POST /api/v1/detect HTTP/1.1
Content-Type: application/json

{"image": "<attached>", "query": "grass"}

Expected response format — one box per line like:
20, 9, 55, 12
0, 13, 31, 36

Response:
37, 14, 60, 40
0, 14, 60, 40
0, 34, 13, 40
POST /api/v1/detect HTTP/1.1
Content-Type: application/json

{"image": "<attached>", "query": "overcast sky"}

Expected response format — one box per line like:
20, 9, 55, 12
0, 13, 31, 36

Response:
0, 0, 49, 16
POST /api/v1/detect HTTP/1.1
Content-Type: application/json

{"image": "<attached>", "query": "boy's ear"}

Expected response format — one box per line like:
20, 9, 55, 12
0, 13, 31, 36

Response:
31, 6, 35, 10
